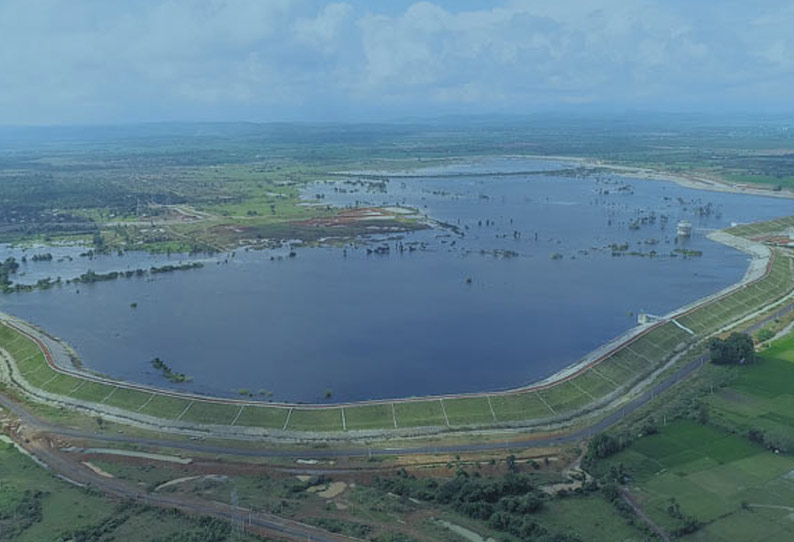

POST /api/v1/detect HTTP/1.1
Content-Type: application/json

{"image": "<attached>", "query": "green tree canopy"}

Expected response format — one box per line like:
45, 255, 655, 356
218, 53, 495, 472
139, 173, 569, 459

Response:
709, 332, 755, 365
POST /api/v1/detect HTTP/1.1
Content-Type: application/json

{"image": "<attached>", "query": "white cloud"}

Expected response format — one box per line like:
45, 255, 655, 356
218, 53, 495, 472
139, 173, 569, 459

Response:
0, 0, 792, 123
293, 2, 353, 54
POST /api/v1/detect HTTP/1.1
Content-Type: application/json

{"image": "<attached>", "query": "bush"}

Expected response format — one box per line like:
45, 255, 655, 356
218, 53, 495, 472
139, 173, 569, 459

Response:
756, 328, 775, 343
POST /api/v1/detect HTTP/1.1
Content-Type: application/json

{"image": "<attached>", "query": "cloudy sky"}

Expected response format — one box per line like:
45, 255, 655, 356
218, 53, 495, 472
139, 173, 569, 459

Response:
1, 0, 793, 124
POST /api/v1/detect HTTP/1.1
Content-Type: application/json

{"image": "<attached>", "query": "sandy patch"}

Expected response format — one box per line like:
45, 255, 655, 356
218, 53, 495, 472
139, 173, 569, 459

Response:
435, 519, 496, 542
383, 206, 415, 215
81, 448, 192, 464
82, 461, 114, 478
307, 481, 348, 498
318, 481, 348, 499
155, 474, 227, 492
155, 476, 200, 491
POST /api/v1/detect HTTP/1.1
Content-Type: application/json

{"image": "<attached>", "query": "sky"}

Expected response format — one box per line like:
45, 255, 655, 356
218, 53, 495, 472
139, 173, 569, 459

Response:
1, 0, 793, 124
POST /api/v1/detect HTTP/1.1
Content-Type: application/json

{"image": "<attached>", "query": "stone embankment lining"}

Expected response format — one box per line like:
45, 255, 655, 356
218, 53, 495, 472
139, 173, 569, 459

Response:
0, 228, 791, 441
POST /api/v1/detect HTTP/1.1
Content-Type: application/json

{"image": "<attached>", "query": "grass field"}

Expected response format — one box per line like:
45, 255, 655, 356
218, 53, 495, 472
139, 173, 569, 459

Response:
593, 420, 794, 541
593, 329, 794, 541
537, 495, 649, 541
705, 331, 794, 453
0, 437, 259, 541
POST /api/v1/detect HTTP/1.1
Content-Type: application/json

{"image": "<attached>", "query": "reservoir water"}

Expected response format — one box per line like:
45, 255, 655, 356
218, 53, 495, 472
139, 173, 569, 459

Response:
1, 158, 792, 402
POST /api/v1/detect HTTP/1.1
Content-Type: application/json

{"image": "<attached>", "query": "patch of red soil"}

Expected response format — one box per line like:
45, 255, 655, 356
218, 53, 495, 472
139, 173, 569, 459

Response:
294, 207, 394, 227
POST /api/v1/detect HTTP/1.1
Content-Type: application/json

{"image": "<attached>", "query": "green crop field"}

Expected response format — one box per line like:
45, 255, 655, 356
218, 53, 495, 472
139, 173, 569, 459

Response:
593, 420, 794, 541
705, 331, 794, 448
593, 329, 794, 541
538, 495, 651, 541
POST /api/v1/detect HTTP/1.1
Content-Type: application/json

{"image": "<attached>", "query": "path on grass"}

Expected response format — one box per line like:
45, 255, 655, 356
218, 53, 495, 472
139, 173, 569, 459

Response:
619, 488, 670, 542
748, 504, 794, 512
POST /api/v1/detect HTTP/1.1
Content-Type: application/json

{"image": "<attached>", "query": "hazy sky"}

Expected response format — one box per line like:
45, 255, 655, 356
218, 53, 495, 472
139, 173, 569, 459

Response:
1, 0, 793, 124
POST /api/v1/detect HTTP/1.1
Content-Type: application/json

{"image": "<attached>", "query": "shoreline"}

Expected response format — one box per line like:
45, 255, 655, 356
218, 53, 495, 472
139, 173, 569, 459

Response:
588, 159, 794, 201
341, 153, 794, 201
0, 229, 774, 411
0, 155, 791, 412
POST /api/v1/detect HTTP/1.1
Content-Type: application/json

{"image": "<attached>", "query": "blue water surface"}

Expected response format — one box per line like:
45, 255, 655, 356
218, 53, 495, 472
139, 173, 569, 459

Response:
1, 157, 792, 402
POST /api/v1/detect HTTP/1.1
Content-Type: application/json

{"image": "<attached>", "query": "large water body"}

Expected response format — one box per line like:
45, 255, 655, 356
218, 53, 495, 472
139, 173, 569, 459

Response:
2, 157, 792, 402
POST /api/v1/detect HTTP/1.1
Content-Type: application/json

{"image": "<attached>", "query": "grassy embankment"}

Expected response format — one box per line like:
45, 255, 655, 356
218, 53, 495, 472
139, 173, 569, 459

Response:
1, 239, 791, 435
0, 318, 692, 433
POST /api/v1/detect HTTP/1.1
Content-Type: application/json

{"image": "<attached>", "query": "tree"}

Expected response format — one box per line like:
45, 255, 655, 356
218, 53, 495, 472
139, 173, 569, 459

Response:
756, 328, 775, 343
709, 333, 755, 365
586, 433, 623, 460
506, 454, 517, 472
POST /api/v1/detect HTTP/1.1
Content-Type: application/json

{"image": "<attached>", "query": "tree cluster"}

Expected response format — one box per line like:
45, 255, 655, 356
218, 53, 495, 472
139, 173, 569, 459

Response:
0, 257, 20, 291
709, 333, 755, 365
374, 470, 581, 541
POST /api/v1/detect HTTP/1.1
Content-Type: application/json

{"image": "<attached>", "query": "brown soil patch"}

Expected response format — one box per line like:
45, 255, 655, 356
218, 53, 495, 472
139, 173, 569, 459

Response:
295, 207, 399, 227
